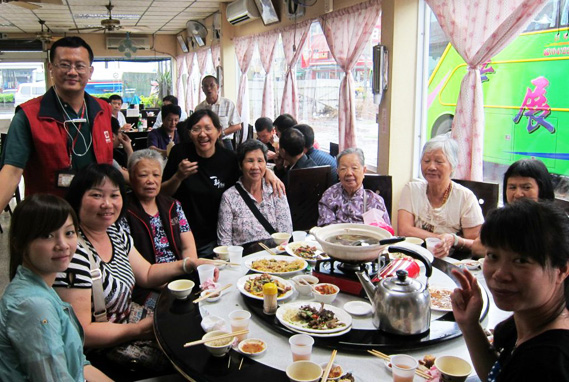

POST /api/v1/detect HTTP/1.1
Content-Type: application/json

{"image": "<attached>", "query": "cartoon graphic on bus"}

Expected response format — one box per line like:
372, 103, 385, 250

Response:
427, 0, 569, 178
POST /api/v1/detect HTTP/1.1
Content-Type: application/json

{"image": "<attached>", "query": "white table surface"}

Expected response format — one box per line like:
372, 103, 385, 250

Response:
197, 250, 510, 381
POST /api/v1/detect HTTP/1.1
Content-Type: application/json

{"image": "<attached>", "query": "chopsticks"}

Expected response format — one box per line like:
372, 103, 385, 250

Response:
193, 283, 233, 303
202, 259, 241, 266
258, 242, 277, 256
183, 329, 248, 347
367, 350, 430, 379
321, 349, 337, 382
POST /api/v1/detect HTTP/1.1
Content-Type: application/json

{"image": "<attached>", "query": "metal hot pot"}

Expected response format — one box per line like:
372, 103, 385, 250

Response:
310, 223, 403, 264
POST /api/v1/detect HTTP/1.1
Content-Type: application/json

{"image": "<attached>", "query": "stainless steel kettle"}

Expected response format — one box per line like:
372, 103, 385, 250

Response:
356, 243, 433, 335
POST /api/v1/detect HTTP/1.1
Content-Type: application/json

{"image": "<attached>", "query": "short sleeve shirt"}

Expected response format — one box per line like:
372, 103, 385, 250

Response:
398, 180, 484, 234
54, 224, 135, 323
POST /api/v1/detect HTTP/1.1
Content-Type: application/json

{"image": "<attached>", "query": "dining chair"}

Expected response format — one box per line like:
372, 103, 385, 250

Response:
362, 174, 393, 219
329, 142, 339, 158
133, 136, 148, 151
554, 197, 569, 215
452, 178, 499, 218
287, 165, 331, 231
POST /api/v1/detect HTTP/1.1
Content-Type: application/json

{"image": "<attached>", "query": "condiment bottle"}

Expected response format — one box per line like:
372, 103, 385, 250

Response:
263, 282, 278, 315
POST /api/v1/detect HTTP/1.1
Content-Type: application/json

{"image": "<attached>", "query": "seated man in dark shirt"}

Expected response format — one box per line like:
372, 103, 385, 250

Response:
255, 117, 277, 161
273, 113, 297, 138
147, 103, 181, 158
294, 123, 338, 183
275, 127, 316, 188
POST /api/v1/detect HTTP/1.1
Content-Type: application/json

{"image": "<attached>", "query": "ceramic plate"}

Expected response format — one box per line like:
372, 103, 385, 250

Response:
244, 255, 307, 275
280, 319, 352, 337
236, 274, 294, 301
429, 286, 454, 312
285, 241, 329, 261
343, 301, 372, 316
276, 301, 352, 334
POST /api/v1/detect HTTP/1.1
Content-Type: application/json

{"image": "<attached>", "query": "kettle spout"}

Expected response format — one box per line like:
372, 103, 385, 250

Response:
355, 271, 376, 303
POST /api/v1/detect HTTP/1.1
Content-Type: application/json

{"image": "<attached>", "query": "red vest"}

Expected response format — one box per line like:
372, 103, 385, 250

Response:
19, 88, 113, 198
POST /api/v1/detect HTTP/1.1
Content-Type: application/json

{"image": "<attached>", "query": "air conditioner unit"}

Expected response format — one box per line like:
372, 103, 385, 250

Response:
226, 0, 260, 25
106, 36, 151, 50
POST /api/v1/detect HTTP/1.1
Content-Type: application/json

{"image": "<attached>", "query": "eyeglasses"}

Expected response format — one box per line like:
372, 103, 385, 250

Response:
52, 62, 91, 74
190, 126, 216, 134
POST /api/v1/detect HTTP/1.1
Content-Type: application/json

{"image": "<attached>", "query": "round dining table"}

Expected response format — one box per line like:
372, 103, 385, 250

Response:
153, 249, 510, 382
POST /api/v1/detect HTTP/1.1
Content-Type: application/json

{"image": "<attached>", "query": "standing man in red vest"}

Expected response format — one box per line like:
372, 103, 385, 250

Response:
0, 37, 113, 211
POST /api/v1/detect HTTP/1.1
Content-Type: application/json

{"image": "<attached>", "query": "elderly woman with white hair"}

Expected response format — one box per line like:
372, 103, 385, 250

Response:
122, 149, 217, 305
398, 135, 483, 258
318, 147, 390, 228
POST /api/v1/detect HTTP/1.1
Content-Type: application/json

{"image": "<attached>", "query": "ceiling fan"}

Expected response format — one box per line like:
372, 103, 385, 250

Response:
35, 19, 53, 43
70, 1, 142, 33
0, 0, 62, 10
186, 20, 208, 47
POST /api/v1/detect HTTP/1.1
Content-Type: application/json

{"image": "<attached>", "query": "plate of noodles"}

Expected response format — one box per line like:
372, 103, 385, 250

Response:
244, 255, 308, 275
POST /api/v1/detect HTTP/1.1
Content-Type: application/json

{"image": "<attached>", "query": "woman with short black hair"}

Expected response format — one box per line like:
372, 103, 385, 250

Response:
451, 200, 569, 381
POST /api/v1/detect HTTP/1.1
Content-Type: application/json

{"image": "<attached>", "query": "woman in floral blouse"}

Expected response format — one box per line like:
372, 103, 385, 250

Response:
217, 140, 292, 246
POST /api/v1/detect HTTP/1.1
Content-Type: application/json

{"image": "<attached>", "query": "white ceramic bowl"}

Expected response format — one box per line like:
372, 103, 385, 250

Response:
238, 338, 267, 356
167, 279, 195, 300
319, 362, 343, 380
292, 275, 319, 295
202, 330, 235, 357
213, 246, 229, 261
286, 360, 323, 382
272, 232, 292, 245
312, 283, 339, 304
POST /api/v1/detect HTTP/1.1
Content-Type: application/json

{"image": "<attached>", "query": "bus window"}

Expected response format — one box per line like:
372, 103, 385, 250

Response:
425, 0, 569, 190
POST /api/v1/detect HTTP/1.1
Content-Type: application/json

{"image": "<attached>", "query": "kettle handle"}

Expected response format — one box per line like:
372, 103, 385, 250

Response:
387, 243, 433, 279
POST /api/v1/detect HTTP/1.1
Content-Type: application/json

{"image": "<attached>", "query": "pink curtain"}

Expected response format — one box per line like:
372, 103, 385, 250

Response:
234, 36, 257, 135
211, 43, 221, 69
320, 0, 381, 151
196, 48, 209, 104
280, 21, 311, 118
257, 32, 279, 119
185, 52, 196, 113
426, 0, 548, 180
175, 55, 186, 113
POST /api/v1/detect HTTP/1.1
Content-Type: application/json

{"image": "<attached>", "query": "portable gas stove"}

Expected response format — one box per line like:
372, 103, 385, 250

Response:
312, 258, 379, 297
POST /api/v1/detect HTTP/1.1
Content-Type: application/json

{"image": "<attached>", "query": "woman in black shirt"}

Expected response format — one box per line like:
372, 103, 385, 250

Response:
451, 200, 569, 382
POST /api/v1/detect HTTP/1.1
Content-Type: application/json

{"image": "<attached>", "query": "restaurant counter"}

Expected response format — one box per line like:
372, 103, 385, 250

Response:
154, 251, 510, 381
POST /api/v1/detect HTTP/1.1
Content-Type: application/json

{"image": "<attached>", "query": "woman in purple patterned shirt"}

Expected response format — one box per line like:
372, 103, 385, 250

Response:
317, 148, 390, 228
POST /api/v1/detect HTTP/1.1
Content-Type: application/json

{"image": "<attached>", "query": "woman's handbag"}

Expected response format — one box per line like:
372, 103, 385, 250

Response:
79, 236, 170, 372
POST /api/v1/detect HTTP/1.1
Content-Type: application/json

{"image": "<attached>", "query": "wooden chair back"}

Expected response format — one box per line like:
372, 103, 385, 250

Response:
132, 137, 148, 151
554, 197, 569, 215
329, 142, 339, 158
452, 179, 499, 218
287, 166, 331, 230
362, 174, 393, 219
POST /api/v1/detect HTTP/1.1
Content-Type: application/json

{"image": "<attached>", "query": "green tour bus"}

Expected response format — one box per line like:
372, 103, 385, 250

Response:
427, 0, 569, 179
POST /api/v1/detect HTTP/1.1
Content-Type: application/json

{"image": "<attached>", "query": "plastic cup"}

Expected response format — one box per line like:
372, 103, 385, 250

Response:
197, 264, 215, 285
391, 354, 418, 382
292, 230, 307, 242
229, 310, 251, 342
289, 334, 314, 362
425, 237, 442, 254
228, 246, 244, 266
